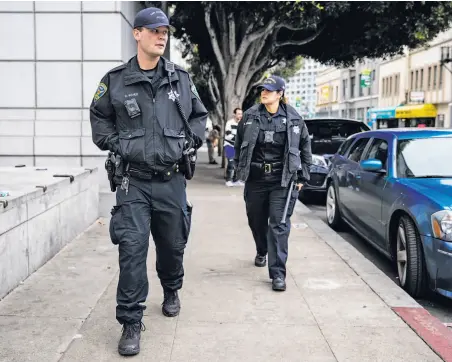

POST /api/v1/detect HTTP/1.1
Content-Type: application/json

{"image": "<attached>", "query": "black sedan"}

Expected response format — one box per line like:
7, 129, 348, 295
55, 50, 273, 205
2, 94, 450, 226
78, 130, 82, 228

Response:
300, 118, 370, 200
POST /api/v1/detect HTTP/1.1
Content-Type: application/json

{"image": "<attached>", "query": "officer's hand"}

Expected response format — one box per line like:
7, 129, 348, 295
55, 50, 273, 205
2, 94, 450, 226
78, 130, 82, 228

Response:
295, 183, 303, 191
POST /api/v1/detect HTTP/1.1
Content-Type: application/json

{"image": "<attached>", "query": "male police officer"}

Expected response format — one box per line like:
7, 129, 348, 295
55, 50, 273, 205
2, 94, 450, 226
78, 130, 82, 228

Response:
89, 7, 207, 356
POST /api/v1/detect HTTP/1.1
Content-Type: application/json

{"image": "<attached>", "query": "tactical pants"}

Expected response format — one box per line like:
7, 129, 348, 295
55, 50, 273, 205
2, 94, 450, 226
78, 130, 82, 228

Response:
244, 180, 298, 279
109, 172, 191, 325
225, 159, 236, 182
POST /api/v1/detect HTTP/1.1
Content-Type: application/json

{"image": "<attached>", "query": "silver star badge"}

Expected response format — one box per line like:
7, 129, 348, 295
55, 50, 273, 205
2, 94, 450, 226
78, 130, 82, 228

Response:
168, 90, 179, 102
293, 125, 300, 134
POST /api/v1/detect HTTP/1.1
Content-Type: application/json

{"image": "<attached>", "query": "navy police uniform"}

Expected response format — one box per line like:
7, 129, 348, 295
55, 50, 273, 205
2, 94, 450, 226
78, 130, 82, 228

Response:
234, 76, 312, 290
89, 7, 208, 343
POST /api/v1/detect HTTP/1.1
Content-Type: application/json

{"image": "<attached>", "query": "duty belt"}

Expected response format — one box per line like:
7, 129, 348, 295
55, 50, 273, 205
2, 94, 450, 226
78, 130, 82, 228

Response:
250, 161, 283, 174
127, 163, 179, 180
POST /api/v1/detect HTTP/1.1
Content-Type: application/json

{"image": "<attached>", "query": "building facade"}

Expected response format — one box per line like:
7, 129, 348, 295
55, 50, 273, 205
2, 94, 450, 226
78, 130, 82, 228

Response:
315, 60, 379, 123
0, 1, 186, 188
315, 67, 342, 117
285, 58, 327, 118
374, 28, 452, 129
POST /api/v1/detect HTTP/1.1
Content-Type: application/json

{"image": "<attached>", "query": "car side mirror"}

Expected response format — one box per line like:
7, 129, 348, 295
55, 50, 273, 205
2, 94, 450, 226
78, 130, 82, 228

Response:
360, 159, 386, 174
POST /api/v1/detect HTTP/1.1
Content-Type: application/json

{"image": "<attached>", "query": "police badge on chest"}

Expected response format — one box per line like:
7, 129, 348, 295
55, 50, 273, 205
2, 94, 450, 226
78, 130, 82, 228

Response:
264, 130, 275, 143
124, 98, 141, 118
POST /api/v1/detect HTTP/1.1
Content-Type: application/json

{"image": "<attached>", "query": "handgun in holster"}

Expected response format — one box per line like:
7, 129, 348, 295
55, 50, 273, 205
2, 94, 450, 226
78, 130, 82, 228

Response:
105, 152, 124, 192
181, 135, 202, 180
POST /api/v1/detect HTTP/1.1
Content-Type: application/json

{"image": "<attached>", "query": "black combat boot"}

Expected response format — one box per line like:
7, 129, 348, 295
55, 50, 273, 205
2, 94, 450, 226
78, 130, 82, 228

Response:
254, 254, 266, 267
162, 290, 180, 317
272, 277, 286, 291
118, 321, 145, 356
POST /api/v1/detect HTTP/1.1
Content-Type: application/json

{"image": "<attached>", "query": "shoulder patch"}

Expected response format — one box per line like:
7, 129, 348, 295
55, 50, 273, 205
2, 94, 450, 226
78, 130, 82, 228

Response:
93, 82, 107, 102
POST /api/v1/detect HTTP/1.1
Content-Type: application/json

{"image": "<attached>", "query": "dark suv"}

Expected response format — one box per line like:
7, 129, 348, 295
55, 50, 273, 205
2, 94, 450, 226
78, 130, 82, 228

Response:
300, 118, 370, 200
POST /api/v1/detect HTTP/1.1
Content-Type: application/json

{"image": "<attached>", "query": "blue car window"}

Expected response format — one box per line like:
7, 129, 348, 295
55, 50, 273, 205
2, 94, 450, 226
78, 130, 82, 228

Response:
366, 139, 388, 169
347, 138, 370, 162
337, 137, 355, 155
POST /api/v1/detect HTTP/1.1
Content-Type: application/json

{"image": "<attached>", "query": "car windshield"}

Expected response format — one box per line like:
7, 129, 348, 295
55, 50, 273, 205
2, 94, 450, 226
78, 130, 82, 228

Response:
306, 120, 370, 155
397, 137, 452, 178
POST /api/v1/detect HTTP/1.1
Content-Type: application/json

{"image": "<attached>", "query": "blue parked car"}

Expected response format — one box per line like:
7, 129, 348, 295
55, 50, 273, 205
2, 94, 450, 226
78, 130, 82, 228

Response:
325, 128, 452, 300
300, 118, 370, 200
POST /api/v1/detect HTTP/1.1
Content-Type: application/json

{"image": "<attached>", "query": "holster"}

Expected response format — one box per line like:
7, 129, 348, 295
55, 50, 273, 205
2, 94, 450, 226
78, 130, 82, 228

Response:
105, 152, 125, 192
180, 140, 198, 180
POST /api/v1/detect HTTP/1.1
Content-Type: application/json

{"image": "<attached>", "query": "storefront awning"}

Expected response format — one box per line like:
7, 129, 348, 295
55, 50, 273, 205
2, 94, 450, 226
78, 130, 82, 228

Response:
367, 107, 397, 120
395, 103, 437, 119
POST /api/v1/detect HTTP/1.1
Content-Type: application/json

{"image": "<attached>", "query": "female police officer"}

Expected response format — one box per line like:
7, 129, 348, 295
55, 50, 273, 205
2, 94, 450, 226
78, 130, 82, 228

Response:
233, 75, 312, 291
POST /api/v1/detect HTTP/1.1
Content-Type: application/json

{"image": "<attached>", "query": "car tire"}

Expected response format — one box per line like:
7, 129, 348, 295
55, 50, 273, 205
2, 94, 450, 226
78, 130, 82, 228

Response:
396, 215, 427, 298
326, 183, 342, 230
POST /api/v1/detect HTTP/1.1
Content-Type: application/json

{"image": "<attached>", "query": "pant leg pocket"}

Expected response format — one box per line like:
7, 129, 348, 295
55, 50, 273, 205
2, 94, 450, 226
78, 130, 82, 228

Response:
109, 205, 122, 245
182, 200, 193, 241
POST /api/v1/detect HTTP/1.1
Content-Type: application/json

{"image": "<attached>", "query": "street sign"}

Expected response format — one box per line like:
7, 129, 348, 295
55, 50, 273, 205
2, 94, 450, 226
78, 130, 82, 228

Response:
360, 69, 372, 88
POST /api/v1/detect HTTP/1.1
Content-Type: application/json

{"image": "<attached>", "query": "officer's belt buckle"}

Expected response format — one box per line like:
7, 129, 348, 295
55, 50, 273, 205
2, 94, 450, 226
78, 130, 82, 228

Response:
264, 163, 272, 173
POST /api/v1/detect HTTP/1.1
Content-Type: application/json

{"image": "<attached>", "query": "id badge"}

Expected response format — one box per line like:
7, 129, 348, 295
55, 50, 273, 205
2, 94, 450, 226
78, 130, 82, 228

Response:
264, 130, 275, 143
124, 98, 141, 118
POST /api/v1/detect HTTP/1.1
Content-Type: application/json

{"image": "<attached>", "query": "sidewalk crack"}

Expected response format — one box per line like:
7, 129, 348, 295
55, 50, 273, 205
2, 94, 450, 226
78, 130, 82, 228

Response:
288, 268, 339, 362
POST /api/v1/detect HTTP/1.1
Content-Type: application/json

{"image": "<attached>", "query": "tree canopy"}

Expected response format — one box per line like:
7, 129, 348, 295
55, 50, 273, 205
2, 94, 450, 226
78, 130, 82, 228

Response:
147, 1, 452, 127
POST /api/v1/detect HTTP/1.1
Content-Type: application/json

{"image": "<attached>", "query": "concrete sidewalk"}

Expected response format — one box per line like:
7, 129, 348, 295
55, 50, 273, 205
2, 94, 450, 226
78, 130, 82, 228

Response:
0, 160, 446, 361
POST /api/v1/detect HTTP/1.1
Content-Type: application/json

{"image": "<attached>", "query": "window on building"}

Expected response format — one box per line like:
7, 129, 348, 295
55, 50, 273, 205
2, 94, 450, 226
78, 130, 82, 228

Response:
395, 74, 399, 94
415, 70, 419, 90
411, 71, 414, 90
428, 66, 432, 89
357, 108, 364, 121
433, 65, 437, 88
439, 64, 443, 88
342, 79, 348, 98
389, 76, 392, 96
350, 76, 355, 98
420, 69, 424, 90
382, 78, 386, 97
359, 76, 364, 97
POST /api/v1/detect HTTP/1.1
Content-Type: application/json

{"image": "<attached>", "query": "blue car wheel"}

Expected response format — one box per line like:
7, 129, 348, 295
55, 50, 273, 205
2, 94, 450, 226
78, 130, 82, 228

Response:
396, 215, 427, 298
326, 183, 343, 230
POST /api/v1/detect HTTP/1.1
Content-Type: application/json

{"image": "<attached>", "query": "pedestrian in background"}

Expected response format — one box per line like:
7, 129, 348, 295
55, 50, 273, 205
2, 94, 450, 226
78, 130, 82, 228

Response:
234, 75, 312, 291
207, 124, 221, 164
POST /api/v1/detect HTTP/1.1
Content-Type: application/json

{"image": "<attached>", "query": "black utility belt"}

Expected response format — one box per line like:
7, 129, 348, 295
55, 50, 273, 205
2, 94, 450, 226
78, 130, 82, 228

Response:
250, 161, 283, 174
127, 163, 179, 181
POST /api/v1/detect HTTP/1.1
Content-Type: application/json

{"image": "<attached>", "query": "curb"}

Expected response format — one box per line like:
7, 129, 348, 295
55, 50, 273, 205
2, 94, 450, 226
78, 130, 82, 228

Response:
294, 201, 452, 362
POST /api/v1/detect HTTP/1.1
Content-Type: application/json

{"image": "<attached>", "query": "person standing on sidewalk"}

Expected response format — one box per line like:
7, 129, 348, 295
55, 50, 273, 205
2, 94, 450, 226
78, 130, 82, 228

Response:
234, 75, 311, 291
89, 7, 207, 356
207, 124, 220, 164
225, 108, 244, 186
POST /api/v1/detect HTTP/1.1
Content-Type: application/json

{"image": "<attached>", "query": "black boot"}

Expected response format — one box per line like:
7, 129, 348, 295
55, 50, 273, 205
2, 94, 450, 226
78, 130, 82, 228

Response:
254, 254, 266, 267
118, 321, 145, 356
162, 290, 180, 317
272, 277, 286, 291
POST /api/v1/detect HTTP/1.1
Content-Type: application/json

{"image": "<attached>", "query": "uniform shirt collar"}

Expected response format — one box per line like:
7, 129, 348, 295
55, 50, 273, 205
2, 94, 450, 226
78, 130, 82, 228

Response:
259, 103, 285, 118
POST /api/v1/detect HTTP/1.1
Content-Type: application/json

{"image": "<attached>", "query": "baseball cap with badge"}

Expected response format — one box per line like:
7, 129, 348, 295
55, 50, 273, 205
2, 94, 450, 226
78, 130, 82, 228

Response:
133, 7, 176, 32
258, 75, 286, 92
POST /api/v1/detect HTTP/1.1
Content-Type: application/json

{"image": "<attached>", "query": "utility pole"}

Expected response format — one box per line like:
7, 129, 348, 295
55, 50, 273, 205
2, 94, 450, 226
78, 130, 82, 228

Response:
440, 46, 452, 128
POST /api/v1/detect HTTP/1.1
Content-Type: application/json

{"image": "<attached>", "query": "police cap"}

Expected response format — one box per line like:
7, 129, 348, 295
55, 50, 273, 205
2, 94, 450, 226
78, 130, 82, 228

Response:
133, 7, 175, 32
258, 75, 286, 92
